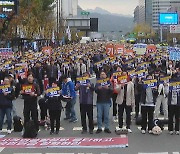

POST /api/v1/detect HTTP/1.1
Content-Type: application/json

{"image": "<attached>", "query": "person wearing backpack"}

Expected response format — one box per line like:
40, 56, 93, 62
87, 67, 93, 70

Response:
0, 77, 15, 134
21, 73, 40, 132
46, 82, 62, 135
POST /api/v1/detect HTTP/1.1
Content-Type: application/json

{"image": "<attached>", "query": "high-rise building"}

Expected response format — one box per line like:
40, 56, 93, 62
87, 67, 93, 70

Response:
134, 0, 152, 26
134, 6, 140, 24
152, 0, 180, 30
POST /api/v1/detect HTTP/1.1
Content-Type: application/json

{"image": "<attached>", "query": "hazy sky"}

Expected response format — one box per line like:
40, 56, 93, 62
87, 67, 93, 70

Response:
78, 0, 139, 16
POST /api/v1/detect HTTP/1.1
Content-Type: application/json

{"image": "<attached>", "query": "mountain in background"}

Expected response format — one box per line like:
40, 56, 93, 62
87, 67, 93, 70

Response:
77, 6, 134, 34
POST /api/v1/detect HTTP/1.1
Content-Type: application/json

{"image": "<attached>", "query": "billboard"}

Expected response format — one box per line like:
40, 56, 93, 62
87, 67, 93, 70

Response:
159, 13, 178, 25
0, 0, 18, 19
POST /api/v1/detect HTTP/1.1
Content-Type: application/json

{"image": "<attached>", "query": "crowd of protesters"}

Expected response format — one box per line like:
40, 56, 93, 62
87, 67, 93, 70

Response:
0, 42, 179, 136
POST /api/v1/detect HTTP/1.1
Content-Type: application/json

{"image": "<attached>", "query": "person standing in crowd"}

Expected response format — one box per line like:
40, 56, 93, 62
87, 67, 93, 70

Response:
134, 77, 142, 119
0, 77, 15, 134
140, 75, 157, 134
95, 71, 113, 134
168, 73, 180, 135
110, 66, 122, 122
115, 72, 135, 133
75, 72, 94, 134
154, 77, 169, 120
8, 74, 20, 118
77, 58, 86, 76
46, 82, 62, 135
21, 73, 40, 131
61, 75, 77, 123
32, 61, 44, 94
46, 59, 58, 85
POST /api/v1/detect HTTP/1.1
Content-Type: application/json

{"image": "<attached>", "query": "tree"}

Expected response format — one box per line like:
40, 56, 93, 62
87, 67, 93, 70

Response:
1, 0, 56, 40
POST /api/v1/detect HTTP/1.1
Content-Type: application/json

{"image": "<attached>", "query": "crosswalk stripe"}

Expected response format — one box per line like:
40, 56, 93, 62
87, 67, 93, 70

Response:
0, 147, 5, 152
172, 152, 180, 154
1, 129, 14, 133
138, 152, 168, 154
46, 153, 74, 154
14, 153, 42, 154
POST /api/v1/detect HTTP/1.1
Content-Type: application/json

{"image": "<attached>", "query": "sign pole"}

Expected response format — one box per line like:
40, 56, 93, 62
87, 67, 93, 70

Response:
160, 25, 163, 43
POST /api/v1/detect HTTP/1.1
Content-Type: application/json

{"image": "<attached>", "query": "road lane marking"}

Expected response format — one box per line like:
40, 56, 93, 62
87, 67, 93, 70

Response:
138, 152, 168, 154
173, 152, 180, 154
0, 147, 5, 152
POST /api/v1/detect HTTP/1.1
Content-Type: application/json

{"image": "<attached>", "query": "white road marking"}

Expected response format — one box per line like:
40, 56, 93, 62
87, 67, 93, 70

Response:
138, 152, 168, 154
172, 152, 180, 154
0, 147, 5, 152
46, 153, 74, 154
14, 153, 42, 154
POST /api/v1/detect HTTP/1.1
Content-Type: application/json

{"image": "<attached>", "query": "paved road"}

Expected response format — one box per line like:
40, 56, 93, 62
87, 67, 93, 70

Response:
0, 77, 180, 154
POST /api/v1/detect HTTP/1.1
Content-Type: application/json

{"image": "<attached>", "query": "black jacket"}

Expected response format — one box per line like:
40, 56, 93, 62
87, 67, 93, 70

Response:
0, 88, 15, 108
46, 96, 62, 111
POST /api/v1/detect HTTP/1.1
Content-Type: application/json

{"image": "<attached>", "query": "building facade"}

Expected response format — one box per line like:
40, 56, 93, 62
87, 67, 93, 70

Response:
152, 0, 180, 30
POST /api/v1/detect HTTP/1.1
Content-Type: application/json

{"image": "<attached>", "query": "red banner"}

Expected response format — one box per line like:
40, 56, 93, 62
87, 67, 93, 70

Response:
125, 49, 134, 57
106, 44, 114, 57
42, 46, 52, 55
114, 44, 124, 55
147, 45, 156, 53
0, 137, 128, 148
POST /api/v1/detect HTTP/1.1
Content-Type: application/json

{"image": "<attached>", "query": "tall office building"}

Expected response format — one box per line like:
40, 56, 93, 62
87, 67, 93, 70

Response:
134, 6, 140, 24
134, 0, 152, 26
152, 0, 180, 30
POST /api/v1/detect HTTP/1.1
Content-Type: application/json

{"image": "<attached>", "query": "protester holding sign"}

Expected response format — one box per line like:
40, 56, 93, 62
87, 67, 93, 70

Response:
95, 71, 113, 134
61, 75, 77, 123
46, 82, 62, 135
75, 72, 94, 134
21, 73, 40, 132
168, 74, 180, 135
140, 75, 158, 134
115, 71, 135, 133
0, 77, 15, 134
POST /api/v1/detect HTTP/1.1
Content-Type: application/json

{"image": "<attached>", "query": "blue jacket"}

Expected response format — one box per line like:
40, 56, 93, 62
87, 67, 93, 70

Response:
62, 81, 76, 98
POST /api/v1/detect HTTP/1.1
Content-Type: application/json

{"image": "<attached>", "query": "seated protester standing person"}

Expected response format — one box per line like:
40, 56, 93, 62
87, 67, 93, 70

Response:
0, 77, 15, 134
45, 82, 62, 135
21, 73, 40, 132
95, 71, 113, 134
115, 71, 135, 133
140, 75, 158, 134
61, 75, 77, 123
168, 73, 180, 135
75, 72, 94, 134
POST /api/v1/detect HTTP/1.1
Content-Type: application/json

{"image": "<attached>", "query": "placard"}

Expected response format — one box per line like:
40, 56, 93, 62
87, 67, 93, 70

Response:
97, 78, 110, 86
46, 87, 60, 97
143, 79, 157, 89
76, 77, 90, 85
169, 81, 180, 91
21, 85, 35, 94
0, 84, 12, 94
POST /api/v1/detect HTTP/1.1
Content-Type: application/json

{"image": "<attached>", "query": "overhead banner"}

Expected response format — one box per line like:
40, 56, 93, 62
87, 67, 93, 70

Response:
114, 44, 124, 55
0, 137, 128, 148
134, 44, 147, 55
106, 44, 114, 57
169, 48, 180, 61
0, 48, 13, 59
